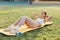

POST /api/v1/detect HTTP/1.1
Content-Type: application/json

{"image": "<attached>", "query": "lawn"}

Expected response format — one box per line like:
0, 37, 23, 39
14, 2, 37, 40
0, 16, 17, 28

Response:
0, 5, 60, 40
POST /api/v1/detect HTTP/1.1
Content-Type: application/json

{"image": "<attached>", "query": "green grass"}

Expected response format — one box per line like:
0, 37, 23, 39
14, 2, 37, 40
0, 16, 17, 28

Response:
0, 5, 60, 40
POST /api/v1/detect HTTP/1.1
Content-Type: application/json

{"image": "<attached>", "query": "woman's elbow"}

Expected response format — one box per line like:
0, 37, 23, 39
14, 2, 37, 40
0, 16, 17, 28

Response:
49, 16, 52, 19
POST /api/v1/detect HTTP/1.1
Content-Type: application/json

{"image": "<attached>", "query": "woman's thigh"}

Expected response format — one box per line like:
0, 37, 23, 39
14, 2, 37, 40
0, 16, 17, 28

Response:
25, 16, 40, 28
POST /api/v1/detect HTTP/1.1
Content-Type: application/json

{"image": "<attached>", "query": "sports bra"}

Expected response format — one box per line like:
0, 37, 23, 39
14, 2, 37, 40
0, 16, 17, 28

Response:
35, 18, 44, 24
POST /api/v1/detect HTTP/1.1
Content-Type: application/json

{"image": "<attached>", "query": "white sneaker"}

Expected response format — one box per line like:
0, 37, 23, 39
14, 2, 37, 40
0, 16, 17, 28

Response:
10, 27, 18, 34
10, 26, 20, 34
4, 24, 14, 32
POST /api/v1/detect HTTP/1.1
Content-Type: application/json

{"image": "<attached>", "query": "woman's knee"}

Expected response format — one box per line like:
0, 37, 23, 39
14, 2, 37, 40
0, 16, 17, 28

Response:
20, 16, 28, 18
22, 16, 27, 18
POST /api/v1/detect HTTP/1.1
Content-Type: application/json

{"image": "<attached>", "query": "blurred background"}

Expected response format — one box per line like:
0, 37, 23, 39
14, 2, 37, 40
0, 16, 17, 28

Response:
0, 0, 60, 5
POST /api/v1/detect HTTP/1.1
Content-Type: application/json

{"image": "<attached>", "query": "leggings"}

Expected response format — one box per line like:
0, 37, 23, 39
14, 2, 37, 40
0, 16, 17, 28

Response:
13, 16, 41, 28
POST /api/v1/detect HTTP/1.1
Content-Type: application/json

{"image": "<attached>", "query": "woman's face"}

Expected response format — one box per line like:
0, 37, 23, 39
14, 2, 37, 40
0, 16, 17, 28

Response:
41, 12, 46, 18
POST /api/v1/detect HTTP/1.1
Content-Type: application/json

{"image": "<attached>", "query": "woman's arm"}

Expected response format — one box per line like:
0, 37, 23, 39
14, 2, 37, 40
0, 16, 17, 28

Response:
44, 16, 52, 22
33, 13, 39, 19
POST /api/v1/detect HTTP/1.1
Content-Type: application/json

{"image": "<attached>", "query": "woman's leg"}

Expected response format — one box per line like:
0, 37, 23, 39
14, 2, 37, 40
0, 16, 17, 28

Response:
11, 16, 40, 30
4, 16, 24, 31
18, 16, 41, 28
10, 16, 41, 34
4, 16, 26, 31
13, 17, 22, 26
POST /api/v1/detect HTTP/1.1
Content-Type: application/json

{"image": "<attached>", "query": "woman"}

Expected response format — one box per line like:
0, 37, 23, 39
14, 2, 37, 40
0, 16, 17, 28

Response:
4, 11, 52, 33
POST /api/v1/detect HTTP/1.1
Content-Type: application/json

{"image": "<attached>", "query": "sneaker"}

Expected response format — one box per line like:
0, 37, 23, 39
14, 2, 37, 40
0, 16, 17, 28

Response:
10, 27, 18, 34
10, 25, 20, 34
4, 27, 11, 32
4, 25, 14, 32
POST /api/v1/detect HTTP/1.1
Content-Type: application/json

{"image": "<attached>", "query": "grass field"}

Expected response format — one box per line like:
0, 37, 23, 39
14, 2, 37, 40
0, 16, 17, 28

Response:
0, 5, 60, 40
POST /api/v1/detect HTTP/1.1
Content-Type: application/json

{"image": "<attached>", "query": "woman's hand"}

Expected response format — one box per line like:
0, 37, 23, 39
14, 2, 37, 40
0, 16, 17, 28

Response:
47, 16, 52, 19
33, 13, 39, 19
45, 16, 52, 22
